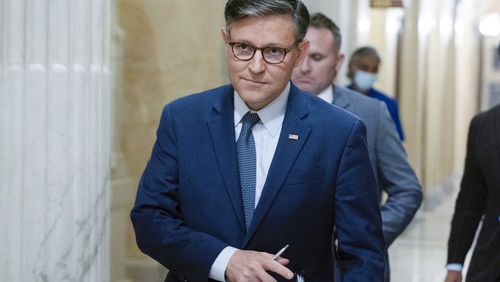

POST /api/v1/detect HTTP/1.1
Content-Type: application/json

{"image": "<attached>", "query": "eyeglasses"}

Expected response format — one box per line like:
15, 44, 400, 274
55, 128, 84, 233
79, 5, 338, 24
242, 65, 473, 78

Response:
228, 41, 299, 64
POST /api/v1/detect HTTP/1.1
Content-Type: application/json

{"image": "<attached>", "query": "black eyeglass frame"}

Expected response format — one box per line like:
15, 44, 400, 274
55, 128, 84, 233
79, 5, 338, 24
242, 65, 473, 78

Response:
227, 40, 301, 65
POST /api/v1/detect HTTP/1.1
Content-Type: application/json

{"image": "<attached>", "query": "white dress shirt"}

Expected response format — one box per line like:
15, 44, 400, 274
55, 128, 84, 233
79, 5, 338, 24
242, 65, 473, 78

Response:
208, 83, 289, 281
317, 85, 334, 103
446, 263, 463, 272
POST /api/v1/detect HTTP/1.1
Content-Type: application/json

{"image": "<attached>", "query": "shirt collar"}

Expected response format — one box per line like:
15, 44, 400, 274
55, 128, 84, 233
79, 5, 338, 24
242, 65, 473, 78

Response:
234, 82, 290, 138
317, 85, 334, 103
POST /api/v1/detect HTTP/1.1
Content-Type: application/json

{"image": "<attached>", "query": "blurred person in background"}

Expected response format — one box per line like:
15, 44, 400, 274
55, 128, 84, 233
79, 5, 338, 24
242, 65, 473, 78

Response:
445, 40, 500, 282
291, 12, 422, 282
347, 46, 405, 141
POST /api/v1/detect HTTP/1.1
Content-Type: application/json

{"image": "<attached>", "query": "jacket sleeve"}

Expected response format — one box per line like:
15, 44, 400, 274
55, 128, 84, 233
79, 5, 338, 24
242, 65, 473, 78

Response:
335, 119, 386, 281
447, 116, 487, 264
130, 104, 228, 282
375, 103, 423, 246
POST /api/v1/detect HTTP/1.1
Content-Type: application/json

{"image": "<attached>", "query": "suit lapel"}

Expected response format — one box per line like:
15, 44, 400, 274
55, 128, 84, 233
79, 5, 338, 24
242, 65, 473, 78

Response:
492, 109, 500, 169
244, 84, 311, 244
207, 87, 246, 232
332, 85, 351, 110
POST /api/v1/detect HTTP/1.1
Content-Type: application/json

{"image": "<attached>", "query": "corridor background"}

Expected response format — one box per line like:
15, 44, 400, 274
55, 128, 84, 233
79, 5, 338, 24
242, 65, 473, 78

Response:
2, 0, 498, 281
110, 0, 500, 281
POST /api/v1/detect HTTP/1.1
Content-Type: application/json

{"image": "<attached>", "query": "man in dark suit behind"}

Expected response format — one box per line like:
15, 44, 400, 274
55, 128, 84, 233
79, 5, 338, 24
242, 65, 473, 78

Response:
130, 1, 385, 281
445, 103, 500, 280
291, 13, 422, 282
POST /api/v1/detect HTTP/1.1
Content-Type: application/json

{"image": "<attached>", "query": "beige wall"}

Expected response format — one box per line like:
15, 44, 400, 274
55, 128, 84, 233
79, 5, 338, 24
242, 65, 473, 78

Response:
399, 0, 425, 180
419, 0, 457, 194
369, 8, 404, 98
111, 1, 227, 280
115, 0, 227, 181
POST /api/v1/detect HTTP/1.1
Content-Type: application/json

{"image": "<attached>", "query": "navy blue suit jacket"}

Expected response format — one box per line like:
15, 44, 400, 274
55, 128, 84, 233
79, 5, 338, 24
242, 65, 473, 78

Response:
131, 83, 385, 281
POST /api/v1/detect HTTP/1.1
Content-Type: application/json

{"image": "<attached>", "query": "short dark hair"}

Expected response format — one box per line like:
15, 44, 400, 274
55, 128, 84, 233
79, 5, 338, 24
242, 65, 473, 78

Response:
224, 0, 310, 42
349, 46, 381, 66
310, 13, 342, 53
347, 46, 381, 79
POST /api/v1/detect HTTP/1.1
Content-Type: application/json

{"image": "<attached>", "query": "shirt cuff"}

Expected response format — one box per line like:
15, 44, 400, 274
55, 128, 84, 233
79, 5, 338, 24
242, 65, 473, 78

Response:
446, 263, 463, 272
208, 246, 239, 281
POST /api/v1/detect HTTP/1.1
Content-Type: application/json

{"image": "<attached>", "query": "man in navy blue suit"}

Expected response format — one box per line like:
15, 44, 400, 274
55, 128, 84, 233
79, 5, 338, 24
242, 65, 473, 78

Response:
131, 1, 385, 281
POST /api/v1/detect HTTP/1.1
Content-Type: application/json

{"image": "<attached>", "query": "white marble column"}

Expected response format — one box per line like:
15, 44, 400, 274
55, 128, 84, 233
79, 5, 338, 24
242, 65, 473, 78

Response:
0, 0, 111, 281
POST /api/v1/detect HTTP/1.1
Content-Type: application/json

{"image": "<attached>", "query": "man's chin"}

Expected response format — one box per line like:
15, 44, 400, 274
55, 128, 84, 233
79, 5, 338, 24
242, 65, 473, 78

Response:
237, 89, 279, 110
295, 84, 315, 94
291, 80, 309, 90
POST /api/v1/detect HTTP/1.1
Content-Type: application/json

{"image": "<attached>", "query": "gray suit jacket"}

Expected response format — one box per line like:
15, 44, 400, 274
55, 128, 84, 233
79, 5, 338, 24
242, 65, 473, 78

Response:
333, 85, 423, 246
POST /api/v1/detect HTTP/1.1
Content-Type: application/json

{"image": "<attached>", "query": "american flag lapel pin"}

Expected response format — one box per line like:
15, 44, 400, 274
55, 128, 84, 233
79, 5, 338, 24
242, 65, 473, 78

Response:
288, 133, 299, 141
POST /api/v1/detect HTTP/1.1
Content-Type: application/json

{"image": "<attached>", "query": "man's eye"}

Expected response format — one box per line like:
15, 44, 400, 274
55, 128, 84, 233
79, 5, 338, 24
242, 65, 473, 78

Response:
269, 47, 281, 54
359, 65, 371, 71
264, 47, 285, 55
312, 55, 324, 61
237, 43, 249, 50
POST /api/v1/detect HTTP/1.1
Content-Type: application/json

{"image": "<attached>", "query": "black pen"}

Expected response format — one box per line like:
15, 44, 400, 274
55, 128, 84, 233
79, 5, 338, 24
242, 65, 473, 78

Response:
271, 244, 289, 260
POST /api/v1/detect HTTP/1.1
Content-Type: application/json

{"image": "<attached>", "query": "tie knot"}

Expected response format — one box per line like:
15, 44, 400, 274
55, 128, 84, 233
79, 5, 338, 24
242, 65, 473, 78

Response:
241, 112, 260, 128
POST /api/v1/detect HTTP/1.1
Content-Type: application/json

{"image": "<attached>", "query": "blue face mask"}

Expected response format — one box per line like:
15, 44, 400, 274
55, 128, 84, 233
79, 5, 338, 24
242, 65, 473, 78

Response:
354, 70, 378, 91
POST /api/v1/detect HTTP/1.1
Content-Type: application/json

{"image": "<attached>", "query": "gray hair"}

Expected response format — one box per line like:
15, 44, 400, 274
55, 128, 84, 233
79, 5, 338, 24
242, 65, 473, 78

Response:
310, 13, 342, 53
224, 0, 310, 42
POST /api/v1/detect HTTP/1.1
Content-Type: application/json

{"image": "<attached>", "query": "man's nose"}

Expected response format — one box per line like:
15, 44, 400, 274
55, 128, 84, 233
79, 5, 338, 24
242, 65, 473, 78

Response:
298, 57, 311, 73
248, 51, 266, 73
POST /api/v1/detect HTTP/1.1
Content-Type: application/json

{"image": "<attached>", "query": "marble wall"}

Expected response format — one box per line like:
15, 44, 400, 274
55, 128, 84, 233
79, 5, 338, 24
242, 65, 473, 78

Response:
111, 1, 227, 280
0, 0, 111, 281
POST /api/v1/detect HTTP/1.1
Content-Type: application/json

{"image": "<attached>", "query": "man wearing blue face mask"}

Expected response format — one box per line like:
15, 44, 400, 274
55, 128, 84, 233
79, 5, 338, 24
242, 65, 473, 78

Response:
347, 46, 405, 141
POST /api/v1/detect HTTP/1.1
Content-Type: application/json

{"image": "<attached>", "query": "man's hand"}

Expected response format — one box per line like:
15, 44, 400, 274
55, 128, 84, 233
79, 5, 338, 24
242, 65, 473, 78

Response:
444, 270, 462, 282
225, 250, 294, 282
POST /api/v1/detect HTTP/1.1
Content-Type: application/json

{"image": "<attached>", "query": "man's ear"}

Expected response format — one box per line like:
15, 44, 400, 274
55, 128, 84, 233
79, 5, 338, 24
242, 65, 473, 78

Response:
347, 60, 356, 79
221, 27, 229, 43
335, 53, 345, 72
294, 39, 310, 67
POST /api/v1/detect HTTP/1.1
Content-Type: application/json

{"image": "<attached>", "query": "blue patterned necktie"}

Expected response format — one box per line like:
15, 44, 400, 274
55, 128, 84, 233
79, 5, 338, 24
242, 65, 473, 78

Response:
236, 112, 260, 230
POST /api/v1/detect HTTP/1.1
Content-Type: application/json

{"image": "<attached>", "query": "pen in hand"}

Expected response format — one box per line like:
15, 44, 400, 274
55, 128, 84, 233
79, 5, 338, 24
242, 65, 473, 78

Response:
271, 244, 289, 260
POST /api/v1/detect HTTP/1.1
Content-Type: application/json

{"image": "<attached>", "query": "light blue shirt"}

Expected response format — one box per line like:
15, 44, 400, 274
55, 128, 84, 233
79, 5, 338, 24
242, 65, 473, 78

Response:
446, 263, 463, 272
208, 82, 290, 281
